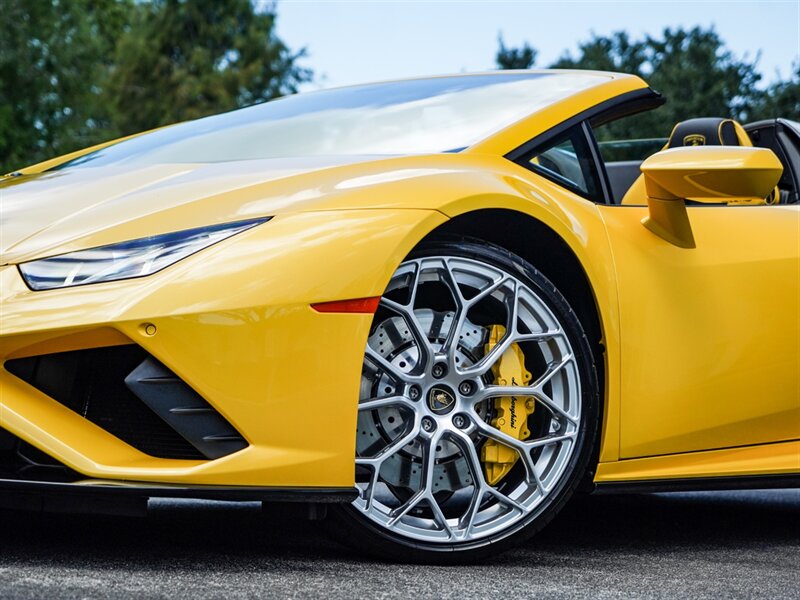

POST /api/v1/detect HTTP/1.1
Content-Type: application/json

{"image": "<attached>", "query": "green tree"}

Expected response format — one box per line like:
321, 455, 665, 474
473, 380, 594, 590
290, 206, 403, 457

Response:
645, 27, 762, 128
554, 27, 764, 139
751, 64, 800, 120
0, 0, 133, 173
552, 31, 646, 75
497, 27, 775, 140
106, 0, 311, 135
495, 35, 536, 70
0, 0, 311, 173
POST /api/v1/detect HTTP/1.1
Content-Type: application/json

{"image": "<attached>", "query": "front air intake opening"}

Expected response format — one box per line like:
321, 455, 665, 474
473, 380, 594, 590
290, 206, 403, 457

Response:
0, 427, 77, 482
5, 345, 247, 461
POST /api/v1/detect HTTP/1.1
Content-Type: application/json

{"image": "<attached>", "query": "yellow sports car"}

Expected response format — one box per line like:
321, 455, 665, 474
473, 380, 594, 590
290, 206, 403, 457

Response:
0, 71, 797, 562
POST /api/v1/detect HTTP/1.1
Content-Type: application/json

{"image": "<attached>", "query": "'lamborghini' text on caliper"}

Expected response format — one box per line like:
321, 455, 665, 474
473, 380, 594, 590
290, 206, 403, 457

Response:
481, 324, 534, 485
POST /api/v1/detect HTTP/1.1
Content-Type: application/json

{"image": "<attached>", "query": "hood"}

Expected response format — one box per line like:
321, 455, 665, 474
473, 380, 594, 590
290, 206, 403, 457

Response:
0, 155, 432, 264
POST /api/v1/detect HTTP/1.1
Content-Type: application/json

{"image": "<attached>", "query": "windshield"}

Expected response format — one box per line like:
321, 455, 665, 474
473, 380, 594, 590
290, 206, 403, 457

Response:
56, 72, 608, 169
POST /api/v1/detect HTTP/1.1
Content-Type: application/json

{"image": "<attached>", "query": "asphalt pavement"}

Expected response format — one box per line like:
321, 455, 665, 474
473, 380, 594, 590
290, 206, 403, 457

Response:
0, 489, 797, 599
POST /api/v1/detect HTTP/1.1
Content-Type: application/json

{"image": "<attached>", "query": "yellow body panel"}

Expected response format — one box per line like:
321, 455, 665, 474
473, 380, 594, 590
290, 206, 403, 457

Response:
596, 440, 800, 482
1, 209, 446, 486
1, 70, 796, 491
599, 204, 800, 459
639, 146, 783, 203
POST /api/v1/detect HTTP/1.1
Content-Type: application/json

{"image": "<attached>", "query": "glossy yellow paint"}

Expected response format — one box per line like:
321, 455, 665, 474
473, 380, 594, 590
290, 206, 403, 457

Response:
1, 209, 446, 486
599, 204, 799, 459
619, 119, 781, 208
435, 163, 627, 465
637, 146, 784, 247
1, 155, 632, 483
0, 70, 796, 491
641, 146, 783, 203
596, 440, 800, 482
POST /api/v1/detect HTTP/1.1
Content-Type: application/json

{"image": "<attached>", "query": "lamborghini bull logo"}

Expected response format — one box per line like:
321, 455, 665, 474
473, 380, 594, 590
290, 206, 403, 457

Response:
427, 386, 456, 414
683, 134, 706, 146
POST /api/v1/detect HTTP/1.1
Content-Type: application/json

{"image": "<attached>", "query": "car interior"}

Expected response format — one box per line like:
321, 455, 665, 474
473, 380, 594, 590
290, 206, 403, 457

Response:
611, 117, 794, 205
521, 114, 800, 206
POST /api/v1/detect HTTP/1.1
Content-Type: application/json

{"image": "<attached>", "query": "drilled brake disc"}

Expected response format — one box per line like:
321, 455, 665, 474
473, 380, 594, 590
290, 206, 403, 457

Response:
358, 309, 489, 493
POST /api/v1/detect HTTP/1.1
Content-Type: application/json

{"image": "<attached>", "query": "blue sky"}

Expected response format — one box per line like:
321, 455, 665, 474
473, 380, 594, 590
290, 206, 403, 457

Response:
272, 0, 799, 89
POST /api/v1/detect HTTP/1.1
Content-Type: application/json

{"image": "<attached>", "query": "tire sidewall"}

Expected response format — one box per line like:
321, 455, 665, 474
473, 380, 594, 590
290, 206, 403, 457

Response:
331, 238, 600, 563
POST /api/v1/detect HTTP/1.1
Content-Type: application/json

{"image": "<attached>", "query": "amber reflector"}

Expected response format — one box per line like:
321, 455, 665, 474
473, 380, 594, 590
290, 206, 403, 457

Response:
311, 297, 381, 314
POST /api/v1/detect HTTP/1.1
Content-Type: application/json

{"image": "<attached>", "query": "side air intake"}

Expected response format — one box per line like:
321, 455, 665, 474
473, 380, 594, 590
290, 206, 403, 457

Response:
5, 345, 247, 461
124, 357, 247, 459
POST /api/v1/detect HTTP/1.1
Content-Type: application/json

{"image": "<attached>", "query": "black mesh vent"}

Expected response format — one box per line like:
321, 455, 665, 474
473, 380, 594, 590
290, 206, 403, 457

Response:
0, 427, 76, 482
5, 346, 205, 460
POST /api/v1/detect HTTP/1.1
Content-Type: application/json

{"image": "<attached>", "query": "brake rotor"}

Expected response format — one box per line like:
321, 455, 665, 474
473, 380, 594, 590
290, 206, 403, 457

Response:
358, 309, 489, 493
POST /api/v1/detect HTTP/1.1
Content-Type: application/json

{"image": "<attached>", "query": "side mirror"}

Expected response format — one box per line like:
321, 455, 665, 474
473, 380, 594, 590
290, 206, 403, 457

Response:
640, 146, 783, 248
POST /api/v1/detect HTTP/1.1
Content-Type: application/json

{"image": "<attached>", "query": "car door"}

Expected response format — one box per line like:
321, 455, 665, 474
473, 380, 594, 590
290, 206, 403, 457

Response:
600, 200, 799, 458
509, 101, 799, 461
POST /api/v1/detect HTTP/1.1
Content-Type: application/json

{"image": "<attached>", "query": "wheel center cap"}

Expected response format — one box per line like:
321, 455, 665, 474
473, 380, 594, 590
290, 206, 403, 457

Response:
427, 385, 456, 415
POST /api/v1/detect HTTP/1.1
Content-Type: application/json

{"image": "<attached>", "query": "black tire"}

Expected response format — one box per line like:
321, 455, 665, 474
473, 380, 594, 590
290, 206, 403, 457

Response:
328, 237, 599, 564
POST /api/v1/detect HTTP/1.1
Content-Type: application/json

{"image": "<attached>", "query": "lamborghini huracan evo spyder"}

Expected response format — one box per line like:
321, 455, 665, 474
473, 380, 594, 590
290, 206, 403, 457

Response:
0, 71, 798, 562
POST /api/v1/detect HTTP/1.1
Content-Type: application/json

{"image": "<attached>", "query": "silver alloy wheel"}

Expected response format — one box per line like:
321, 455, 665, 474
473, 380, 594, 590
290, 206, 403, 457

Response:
354, 256, 581, 543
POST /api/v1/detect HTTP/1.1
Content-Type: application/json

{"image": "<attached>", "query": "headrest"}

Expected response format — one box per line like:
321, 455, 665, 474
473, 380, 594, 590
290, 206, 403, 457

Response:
667, 117, 742, 148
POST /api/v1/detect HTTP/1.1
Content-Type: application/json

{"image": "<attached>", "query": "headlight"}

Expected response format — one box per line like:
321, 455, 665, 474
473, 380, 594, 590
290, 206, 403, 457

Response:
19, 217, 270, 291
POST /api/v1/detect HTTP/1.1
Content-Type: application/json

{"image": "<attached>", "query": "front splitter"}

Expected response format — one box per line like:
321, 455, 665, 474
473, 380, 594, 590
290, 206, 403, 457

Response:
0, 476, 358, 516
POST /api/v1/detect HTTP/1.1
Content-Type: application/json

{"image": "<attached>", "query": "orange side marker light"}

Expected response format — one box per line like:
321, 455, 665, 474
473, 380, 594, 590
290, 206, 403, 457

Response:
311, 297, 381, 314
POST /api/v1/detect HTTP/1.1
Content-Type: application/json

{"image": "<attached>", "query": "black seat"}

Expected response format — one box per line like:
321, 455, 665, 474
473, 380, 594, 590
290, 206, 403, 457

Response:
620, 117, 781, 205
666, 117, 743, 148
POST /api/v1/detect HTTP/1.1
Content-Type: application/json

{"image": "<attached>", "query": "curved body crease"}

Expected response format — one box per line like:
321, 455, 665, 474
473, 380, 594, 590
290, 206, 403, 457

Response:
0, 69, 797, 502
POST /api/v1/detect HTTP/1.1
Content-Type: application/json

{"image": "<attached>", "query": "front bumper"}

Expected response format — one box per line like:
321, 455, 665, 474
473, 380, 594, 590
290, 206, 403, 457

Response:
0, 209, 446, 490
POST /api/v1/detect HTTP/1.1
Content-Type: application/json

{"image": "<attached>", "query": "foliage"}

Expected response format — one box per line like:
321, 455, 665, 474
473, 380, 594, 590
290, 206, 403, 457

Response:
4, 10, 797, 174
751, 64, 800, 120
495, 36, 537, 70
497, 26, 798, 141
106, 0, 311, 135
553, 31, 646, 76
0, 0, 132, 172
0, 0, 310, 173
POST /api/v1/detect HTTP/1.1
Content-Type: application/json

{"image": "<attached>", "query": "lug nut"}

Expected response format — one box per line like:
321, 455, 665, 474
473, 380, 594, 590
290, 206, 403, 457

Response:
458, 381, 474, 396
408, 385, 421, 400
432, 363, 448, 379
421, 417, 436, 432
452, 414, 468, 429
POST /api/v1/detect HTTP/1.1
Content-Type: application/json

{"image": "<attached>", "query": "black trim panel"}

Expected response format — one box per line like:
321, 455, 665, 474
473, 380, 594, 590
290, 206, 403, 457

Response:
124, 356, 248, 459
583, 120, 613, 202
5, 346, 250, 461
593, 474, 800, 495
0, 477, 359, 503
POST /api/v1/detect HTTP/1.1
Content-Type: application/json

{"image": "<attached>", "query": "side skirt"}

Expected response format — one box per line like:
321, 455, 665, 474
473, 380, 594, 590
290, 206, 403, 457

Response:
593, 474, 800, 495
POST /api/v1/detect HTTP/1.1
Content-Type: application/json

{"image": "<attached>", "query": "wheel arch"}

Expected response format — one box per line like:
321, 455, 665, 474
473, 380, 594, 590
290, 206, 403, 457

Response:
413, 207, 609, 481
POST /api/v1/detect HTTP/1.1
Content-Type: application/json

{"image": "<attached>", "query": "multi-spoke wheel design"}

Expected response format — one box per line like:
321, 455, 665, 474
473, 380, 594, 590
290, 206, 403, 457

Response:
334, 240, 598, 561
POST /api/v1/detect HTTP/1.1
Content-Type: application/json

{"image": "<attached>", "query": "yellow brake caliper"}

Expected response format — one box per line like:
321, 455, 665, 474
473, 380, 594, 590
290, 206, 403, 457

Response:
480, 325, 534, 485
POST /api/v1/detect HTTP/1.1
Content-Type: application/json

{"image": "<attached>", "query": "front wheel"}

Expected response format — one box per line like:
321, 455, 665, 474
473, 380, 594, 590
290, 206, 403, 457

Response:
330, 239, 599, 563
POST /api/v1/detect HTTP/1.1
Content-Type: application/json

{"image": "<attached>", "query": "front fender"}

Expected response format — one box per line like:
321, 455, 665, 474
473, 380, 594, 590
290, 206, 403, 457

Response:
0, 208, 445, 487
